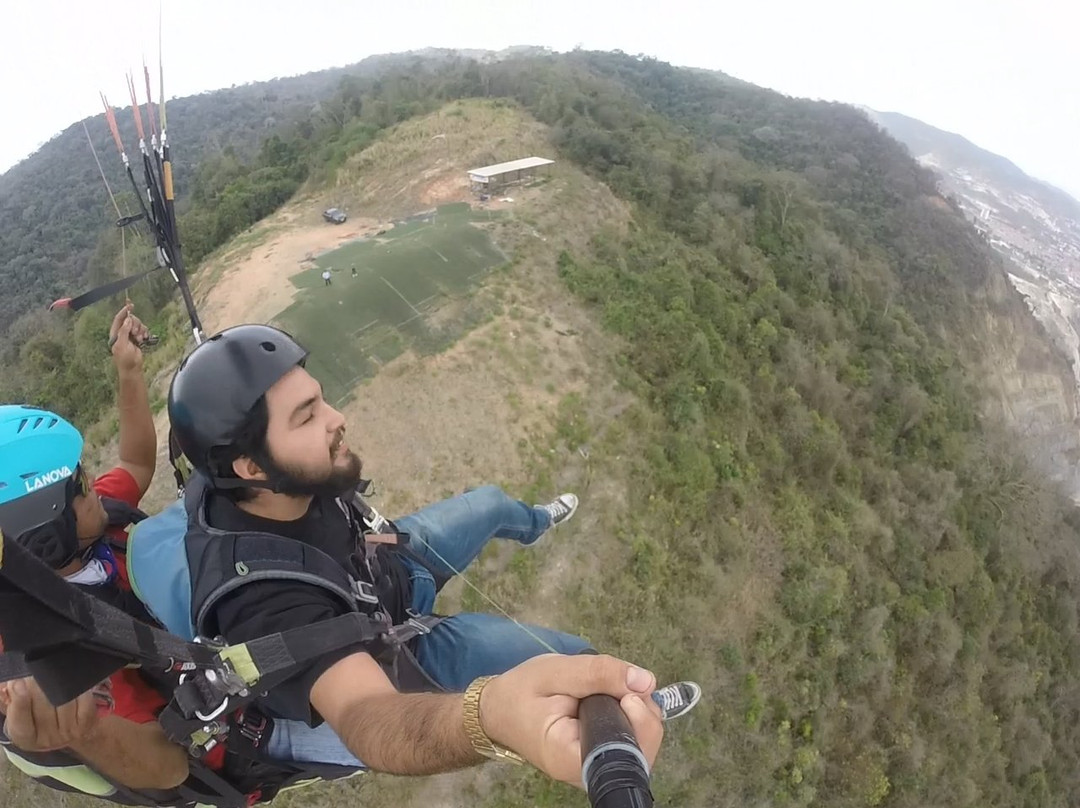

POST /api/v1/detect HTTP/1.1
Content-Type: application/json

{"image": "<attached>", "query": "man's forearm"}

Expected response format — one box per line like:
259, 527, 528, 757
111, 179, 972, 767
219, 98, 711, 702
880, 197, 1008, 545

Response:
69, 715, 188, 790
337, 692, 484, 775
116, 367, 156, 471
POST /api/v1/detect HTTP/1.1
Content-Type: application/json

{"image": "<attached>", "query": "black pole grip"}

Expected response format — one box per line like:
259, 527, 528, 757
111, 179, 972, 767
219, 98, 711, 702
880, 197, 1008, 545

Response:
579, 694, 654, 808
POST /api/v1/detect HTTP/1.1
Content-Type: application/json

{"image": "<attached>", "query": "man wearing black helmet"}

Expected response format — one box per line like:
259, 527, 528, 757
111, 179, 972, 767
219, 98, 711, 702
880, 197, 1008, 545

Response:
149, 323, 676, 786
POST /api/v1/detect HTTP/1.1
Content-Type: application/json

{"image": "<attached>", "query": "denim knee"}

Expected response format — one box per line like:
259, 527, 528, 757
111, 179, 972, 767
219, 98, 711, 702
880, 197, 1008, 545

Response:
465, 484, 508, 508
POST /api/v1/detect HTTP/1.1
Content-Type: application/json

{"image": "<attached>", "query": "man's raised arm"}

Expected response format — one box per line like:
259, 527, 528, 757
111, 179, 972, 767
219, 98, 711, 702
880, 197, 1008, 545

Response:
109, 303, 157, 498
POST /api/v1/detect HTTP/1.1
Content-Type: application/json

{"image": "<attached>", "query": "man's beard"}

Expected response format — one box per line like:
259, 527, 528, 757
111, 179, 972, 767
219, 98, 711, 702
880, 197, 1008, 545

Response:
261, 447, 363, 498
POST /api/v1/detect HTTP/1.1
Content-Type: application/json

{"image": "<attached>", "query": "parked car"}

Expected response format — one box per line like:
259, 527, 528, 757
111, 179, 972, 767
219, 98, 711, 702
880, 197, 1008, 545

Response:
322, 207, 347, 224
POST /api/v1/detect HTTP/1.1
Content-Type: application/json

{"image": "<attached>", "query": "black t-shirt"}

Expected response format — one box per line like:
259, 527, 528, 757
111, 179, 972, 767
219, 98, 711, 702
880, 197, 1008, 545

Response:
203, 493, 409, 725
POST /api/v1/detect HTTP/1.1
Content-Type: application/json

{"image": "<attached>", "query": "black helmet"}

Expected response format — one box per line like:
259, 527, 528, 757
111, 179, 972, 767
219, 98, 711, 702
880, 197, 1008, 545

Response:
168, 325, 308, 477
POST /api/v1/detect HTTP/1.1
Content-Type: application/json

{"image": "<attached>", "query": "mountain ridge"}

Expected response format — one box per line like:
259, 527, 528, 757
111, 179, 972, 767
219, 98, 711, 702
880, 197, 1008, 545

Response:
4, 50, 1080, 807
863, 107, 1080, 222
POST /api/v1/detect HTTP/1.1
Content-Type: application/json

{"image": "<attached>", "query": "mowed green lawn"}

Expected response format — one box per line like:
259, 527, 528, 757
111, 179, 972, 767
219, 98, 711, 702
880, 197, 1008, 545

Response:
275, 203, 506, 404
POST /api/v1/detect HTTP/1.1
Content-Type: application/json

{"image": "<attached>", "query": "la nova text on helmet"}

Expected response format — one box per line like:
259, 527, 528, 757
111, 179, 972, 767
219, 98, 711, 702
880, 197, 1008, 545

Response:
24, 466, 73, 493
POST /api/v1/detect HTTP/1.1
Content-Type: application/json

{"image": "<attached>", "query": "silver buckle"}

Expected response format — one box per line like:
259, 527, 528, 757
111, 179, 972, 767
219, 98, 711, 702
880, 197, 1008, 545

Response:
405, 610, 433, 635
362, 503, 389, 534
352, 578, 380, 604
195, 696, 230, 722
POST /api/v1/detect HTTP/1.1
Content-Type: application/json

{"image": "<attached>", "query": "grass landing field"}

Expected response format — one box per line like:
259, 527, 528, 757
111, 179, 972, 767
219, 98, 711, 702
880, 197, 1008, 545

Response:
275, 202, 506, 404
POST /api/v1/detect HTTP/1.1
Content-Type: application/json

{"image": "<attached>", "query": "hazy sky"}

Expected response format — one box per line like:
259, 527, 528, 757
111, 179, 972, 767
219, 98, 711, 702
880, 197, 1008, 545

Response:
2, 0, 1077, 197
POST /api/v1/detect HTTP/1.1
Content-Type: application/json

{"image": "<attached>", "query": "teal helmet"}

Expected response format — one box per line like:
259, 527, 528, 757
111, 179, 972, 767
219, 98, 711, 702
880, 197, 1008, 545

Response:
0, 405, 85, 568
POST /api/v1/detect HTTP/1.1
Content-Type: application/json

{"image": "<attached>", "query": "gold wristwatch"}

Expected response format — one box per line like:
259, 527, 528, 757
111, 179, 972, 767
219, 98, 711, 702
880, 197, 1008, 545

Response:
462, 675, 526, 765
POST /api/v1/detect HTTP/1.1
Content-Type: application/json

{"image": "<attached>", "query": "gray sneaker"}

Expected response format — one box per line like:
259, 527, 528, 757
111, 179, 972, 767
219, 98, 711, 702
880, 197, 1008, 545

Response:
651, 681, 702, 721
539, 493, 578, 528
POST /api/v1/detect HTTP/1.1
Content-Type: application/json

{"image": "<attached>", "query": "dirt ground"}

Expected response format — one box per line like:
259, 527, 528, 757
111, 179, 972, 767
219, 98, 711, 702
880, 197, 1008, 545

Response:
418, 171, 470, 206
194, 210, 386, 334
342, 316, 589, 514
132, 170, 602, 513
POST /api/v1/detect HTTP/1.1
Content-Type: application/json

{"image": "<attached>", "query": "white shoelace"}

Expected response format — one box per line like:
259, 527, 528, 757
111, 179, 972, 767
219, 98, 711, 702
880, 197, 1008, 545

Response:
655, 686, 683, 712
546, 500, 571, 519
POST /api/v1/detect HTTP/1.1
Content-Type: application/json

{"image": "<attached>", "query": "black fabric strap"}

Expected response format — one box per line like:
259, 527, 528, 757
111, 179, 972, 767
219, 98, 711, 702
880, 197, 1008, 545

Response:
176, 762, 252, 808
193, 533, 360, 639
157, 611, 394, 747
0, 650, 29, 682
152, 610, 408, 755
65, 266, 162, 312
0, 533, 219, 704
102, 497, 150, 528
0, 523, 443, 783
242, 611, 398, 693
168, 429, 193, 494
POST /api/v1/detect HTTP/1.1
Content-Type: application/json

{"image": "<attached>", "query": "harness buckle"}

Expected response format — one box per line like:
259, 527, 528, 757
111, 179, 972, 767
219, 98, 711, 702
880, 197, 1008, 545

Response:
363, 508, 389, 534
405, 609, 434, 635
236, 708, 269, 748
176, 663, 249, 725
352, 578, 380, 605
196, 696, 231, 722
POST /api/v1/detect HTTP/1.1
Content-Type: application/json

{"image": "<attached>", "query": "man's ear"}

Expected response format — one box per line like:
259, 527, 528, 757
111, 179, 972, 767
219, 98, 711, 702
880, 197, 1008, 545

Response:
232, 455, 268, 482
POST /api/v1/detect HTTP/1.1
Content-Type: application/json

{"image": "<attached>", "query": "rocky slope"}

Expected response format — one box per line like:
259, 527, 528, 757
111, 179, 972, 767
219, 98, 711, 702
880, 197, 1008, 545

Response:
868, 108, 1080, 499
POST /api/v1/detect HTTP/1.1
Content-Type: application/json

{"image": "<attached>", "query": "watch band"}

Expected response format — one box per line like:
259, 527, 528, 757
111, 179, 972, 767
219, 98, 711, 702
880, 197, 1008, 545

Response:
462, 675, 526, 765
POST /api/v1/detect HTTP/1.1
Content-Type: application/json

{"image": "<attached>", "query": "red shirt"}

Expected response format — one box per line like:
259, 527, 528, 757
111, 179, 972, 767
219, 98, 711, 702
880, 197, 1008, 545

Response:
92, 466, 142, 590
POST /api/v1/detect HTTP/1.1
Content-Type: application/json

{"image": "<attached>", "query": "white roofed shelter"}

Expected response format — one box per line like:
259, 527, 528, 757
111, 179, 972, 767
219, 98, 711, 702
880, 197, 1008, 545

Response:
467, 157, 554, 193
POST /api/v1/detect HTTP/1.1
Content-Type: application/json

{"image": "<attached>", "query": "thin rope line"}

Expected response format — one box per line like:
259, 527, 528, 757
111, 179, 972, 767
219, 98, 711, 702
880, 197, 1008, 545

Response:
83, 120, 128, 279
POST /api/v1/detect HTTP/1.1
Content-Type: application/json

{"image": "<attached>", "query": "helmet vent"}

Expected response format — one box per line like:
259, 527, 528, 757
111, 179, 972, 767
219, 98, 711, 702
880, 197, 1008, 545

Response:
261, 342, 277, 353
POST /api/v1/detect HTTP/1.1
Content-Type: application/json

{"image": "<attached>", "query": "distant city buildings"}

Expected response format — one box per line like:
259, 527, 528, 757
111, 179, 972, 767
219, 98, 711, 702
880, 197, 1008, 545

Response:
925, 157, 1080, 289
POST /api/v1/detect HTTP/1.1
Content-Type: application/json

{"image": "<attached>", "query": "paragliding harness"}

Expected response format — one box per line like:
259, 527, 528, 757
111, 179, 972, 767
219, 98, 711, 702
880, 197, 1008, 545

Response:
102, 497, 150, 529
0, 469, 446, 807
0, 540, 372, 808
128, 472, 447, 693
124, 472, 445, 802
0, 497, 354, 807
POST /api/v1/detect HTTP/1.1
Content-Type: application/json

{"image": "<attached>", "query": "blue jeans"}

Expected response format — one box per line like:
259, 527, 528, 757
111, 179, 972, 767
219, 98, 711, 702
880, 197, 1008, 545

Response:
264, 486, 591, 767
399, 484, 554, 565
393, 484, 553, 610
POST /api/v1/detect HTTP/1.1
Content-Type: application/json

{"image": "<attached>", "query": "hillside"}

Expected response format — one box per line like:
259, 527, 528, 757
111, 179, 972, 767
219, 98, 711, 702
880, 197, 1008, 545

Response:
0, 49, 484, 337
5, 51, 1080, 808
866, 110, 1080, 223
865, 109, 1080, 498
